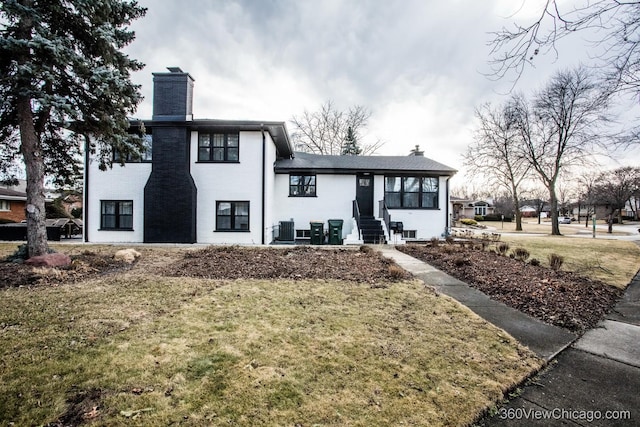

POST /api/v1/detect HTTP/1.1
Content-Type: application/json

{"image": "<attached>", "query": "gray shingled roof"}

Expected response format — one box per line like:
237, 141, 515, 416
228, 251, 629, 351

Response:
275, 152, 457, 175
0, 188, 27, 200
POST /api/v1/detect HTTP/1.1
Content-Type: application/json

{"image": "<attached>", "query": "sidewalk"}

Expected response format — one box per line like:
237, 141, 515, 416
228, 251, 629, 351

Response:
376, 246, 640, 426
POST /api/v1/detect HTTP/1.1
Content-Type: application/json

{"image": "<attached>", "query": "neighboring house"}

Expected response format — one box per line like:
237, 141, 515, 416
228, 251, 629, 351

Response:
85, 68, 457, 245
0, 188, 27, 223
452, 198, 495, 219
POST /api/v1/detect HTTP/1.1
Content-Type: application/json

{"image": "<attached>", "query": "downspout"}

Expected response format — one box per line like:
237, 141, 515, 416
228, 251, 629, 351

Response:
445, 176, 451, 237
261, 125, 266, 245
83, 138, 90, 242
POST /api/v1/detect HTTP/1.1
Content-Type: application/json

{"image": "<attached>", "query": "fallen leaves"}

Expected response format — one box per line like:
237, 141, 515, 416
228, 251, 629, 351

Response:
399, 244, 624, 333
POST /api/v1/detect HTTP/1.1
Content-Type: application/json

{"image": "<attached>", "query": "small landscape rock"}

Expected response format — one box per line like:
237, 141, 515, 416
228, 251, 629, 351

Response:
25, 252, 72, 268
114, 249, 141, 264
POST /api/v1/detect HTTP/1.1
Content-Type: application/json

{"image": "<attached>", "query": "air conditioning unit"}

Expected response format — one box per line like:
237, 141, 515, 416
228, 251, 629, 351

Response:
278, 221, 295, 241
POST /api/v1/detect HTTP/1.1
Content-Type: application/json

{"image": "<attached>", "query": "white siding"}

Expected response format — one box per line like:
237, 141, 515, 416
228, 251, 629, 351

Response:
192, 131, 265, 244
86, 160, 151, 243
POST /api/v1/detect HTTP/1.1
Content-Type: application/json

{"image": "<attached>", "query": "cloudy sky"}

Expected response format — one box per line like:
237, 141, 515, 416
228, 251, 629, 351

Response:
123, 0, 638, 187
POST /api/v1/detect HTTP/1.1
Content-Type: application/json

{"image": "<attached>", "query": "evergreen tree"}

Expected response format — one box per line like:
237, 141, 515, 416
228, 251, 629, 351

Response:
0, 0, 147, 257
341, 126, 362, 155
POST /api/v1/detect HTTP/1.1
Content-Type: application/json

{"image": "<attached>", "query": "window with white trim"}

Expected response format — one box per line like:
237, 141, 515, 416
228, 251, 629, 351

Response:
0, 200, 10, 211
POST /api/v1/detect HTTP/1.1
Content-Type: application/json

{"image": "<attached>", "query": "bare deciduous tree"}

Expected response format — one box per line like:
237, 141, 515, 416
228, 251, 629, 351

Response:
489, 0, 640, 95
511, 67, 612, 235
592, 166, 640, 224
290, 101, 384, 155
464, 100, 531, 230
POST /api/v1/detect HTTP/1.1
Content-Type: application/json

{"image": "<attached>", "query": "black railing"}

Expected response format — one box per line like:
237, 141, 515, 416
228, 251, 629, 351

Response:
379, 200, 391, 239
352, 200, 361, 240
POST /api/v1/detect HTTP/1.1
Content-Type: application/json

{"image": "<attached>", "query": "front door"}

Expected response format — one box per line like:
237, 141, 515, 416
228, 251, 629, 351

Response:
356, 173, 374, 216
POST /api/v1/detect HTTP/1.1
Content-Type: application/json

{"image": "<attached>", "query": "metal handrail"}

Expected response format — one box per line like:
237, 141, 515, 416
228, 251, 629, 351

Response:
379, 200, 391, 239
352, 200, 361, 240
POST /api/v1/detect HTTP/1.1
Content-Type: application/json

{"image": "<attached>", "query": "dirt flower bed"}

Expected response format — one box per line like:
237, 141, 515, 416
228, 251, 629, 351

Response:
0, 250, 133, 289
161, 245, 411, 283
398, 244, 624, 333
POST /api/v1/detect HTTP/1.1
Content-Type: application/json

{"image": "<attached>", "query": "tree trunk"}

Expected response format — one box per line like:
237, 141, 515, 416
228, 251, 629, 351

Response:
512, 190, 523, 231
17, 96, 49, 257
549, 188, 561, 235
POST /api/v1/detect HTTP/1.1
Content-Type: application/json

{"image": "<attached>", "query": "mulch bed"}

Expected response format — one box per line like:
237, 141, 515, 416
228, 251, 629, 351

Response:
160, 245, 411, 284
398, 244, 625, 333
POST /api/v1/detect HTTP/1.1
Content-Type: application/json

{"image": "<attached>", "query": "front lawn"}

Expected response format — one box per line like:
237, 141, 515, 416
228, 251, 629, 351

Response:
0, 245, 542, 426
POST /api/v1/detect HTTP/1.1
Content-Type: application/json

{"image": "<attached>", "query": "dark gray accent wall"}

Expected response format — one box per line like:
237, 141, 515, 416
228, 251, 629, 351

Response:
144, 126, 197, 243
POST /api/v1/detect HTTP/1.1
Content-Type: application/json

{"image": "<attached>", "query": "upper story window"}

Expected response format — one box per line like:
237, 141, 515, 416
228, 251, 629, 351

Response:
198, 132, 239, 162
289, 174, 316, 196
114, 134, 152, 163
385, 176, 439, 209
100, 200, 133, 230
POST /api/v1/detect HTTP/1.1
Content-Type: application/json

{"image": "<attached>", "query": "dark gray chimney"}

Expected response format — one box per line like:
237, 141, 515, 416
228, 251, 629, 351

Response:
152, 67, 194, 121
409, 144, 424, 156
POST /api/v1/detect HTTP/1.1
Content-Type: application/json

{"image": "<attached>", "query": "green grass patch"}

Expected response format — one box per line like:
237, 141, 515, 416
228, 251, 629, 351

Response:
497, 235, 640, 288
0, 262, 542, 426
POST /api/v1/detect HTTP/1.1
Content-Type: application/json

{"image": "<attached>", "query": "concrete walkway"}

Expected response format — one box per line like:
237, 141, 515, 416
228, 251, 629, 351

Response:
376, 246, 640, 426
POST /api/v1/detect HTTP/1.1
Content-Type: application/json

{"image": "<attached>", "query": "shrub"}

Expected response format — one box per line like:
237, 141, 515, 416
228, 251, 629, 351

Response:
548, 253, 564, 271
445, 235, 454, 244
496, 242, 510, 255
512, 247, 530, 262
454, 257, 471, 267
359, 245, 373, 254
529, 258, 540, 266
388, 264, 407, 280
460, 218, 478, 226
430, 237, 440, 247
474, 215, 484, 222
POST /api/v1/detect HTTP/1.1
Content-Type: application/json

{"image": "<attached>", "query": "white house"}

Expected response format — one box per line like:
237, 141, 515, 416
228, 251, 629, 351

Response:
85, 68, 457, 245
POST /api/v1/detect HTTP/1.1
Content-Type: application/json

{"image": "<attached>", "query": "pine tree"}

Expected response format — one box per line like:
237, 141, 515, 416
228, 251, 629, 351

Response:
341, 126, 362, 155
0, 0, 147, 257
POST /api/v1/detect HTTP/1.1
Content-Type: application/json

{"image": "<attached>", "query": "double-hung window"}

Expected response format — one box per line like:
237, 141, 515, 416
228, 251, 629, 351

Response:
100, 200, 133, 230
289, 174, 316, 196
385, 176, 439, 209
216, 201, 249, 231
0, 200, 10, 211
198, 133, 239, 162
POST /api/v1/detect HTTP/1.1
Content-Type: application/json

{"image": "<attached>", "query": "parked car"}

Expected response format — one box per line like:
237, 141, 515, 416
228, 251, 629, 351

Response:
559, 216, 572, 224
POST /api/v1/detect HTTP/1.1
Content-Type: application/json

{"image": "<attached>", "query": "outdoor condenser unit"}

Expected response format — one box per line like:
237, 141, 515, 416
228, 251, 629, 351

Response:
279, 220, 295, 241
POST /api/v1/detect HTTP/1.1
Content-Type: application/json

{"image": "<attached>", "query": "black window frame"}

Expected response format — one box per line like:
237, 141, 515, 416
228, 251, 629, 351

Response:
100, 200, 133, 230
289, 173, 317, 197
384, 175, 439, 209
198, 132, 240, 163
215, 201, 250, 232
113, 133, 153, 163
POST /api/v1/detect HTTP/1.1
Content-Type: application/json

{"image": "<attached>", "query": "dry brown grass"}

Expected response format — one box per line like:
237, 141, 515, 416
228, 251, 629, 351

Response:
0, 244, 543, 426
495, 235, 640, 288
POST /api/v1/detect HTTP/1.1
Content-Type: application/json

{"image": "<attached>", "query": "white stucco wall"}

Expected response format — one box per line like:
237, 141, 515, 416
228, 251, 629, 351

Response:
191, 130, 266, 244
272, 173, 357, 239
86, 159, 151, 243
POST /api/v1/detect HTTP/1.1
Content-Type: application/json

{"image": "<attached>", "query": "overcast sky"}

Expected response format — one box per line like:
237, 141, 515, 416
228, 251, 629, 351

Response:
124, 0, 639, 188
